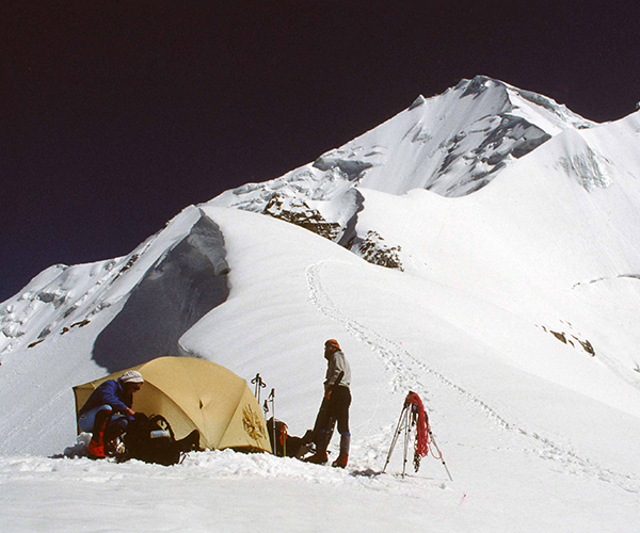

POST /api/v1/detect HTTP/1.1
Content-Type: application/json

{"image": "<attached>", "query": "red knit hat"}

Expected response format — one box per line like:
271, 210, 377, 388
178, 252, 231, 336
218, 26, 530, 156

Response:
325, 339, 341, 351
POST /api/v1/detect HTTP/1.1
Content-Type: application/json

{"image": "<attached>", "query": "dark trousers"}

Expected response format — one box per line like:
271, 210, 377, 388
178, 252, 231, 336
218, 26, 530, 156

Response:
316, 386, 351, 450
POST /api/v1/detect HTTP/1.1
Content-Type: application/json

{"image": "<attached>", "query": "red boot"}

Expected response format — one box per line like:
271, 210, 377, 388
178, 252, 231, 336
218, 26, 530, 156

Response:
304, 450, 328, 465
87, 433, 105, 459
332, 453, 348, 468
87, 411, 110, 459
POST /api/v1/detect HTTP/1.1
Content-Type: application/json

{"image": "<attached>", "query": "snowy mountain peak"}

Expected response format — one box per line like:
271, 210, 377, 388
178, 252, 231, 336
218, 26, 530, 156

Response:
199, 77, 609, 274
454, 75, 595, 130
210, 77, 596, 219
353, 75, 596, 196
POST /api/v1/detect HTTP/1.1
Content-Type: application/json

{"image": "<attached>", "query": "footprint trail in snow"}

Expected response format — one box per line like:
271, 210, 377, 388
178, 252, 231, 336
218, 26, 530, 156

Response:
306, 261, 640, 494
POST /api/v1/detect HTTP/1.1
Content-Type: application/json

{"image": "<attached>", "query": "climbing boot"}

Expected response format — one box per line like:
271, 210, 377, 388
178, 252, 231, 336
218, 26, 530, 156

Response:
304, 450, 328, 465
332, 453, 349, 468
87, 410, 110, 459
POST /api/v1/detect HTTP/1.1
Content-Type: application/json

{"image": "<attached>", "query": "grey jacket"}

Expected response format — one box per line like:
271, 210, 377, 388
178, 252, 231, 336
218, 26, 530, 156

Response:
324, 350, 351, 391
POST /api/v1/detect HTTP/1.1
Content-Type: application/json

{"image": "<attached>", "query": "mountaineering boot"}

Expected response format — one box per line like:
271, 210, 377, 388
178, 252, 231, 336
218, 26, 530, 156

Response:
87, 437, 105, 459
305, 428, 330, 464
332, 432, 350, 468
305, 449, 329, 464
332, 453, 349, 468
87, 410, 111, 459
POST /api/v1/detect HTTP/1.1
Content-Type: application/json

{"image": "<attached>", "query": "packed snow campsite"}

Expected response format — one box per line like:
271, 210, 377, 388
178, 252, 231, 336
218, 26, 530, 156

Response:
2, 77, 640, 531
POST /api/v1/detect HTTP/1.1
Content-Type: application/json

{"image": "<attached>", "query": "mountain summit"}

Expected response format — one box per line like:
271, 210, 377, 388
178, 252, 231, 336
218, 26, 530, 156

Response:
207, 76, 635, 275
213, 75, 596, 214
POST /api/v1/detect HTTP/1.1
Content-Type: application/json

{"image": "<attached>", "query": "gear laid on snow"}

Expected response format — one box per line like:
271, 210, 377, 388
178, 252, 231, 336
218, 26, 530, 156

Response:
122, 413, 200, 466
267, 417, 313, 458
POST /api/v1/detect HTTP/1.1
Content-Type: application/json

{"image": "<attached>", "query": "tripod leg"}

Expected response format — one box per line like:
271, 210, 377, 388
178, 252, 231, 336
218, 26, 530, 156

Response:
383, 405, 408, 473
402, 408, 410, 478
429, 430, 453, 481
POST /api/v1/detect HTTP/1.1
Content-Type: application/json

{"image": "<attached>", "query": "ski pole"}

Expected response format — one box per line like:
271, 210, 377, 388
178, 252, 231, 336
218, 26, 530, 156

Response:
269, 388, 276, 454
402, 406, 411, 478
252, 373, 266, 403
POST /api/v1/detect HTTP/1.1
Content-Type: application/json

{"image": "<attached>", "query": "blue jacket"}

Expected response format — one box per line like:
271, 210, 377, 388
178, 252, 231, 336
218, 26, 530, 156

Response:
78, 379, 133, 418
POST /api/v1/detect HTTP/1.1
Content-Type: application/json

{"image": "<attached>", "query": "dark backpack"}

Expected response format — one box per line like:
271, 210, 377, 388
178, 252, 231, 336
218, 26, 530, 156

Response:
267, 417, 313, 458
122, 413, 200, 466
267, 417, 288, 457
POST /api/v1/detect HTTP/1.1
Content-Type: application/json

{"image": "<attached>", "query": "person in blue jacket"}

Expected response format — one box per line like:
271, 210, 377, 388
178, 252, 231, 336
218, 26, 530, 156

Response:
78, 370, 144, 458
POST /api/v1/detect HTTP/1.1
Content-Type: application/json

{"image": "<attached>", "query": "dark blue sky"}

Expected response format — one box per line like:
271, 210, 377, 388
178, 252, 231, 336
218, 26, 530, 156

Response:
2, 1, 639, 302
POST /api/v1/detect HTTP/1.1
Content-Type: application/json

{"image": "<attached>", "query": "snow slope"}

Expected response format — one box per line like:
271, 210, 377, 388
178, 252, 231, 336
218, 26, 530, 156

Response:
2, 77, 640, 532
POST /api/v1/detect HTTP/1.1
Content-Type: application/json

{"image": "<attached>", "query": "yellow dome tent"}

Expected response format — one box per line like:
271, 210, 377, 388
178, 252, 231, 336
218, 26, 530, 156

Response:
73, 356, 272, 453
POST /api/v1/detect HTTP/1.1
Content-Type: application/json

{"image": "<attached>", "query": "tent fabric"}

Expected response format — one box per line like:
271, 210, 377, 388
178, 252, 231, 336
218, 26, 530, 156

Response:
73, 356, 272, 453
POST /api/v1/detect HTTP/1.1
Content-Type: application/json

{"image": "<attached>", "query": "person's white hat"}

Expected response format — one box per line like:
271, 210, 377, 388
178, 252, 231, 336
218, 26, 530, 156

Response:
119, 370, 144, 384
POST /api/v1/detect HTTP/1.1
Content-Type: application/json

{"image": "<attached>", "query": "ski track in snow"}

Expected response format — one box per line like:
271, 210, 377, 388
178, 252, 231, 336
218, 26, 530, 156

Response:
306, 261, 640, 494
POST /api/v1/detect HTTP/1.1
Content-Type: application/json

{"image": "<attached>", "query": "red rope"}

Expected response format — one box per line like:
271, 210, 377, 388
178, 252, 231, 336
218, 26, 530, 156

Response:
405, 392, 442, 461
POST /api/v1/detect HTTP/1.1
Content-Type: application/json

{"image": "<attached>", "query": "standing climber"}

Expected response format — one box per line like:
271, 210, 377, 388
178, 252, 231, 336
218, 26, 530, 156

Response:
306, 339, 352, 468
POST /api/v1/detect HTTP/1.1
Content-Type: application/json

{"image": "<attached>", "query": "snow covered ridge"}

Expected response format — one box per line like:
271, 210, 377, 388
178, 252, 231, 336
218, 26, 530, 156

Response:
206, 76, 614, 268
212, 76, 598, 210
0, 206, 228, 358
2, 76, 639, 358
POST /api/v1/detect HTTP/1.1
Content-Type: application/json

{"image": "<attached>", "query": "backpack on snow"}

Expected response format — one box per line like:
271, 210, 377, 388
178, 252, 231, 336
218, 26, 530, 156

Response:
267, 417, 313, 458
122, 413, 200, 466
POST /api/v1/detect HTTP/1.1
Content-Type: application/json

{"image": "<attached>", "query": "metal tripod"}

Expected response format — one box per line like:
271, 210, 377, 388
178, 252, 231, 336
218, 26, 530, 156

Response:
382, 393, 453, 481
382, 397, 417, 478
